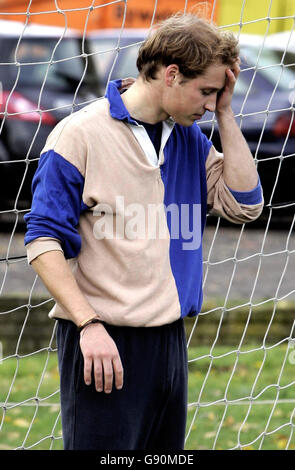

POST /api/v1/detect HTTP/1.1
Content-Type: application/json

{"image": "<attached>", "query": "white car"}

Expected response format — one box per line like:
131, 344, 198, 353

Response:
266, 30, 295, 53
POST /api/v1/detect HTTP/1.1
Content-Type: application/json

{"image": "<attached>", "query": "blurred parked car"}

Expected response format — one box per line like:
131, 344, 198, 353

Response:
0, 20, 102, 213
89, 29, 145, 91
90, 29, 295, 223
266, 30, 295, 54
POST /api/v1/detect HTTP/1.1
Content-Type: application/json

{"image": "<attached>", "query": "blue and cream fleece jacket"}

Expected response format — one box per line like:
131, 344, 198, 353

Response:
24, 79, 263, 326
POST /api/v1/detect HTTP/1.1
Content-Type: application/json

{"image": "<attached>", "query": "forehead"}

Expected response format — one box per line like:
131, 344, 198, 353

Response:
193, 64, 228, 89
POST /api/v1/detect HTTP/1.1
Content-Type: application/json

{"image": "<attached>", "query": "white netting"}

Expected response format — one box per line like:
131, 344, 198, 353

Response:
0, 0, 295, 451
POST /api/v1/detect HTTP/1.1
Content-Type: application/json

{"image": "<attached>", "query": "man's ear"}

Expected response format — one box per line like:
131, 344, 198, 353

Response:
165, 64, 180, 86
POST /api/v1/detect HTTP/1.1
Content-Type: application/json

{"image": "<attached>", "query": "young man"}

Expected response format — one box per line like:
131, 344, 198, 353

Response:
24, 13, 263, 450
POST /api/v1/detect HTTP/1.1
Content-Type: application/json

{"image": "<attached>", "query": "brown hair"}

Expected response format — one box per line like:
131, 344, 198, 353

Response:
136, 12, 239, 81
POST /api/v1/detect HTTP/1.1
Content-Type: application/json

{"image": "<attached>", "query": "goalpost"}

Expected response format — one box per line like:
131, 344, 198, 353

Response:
0, 0, 295, 451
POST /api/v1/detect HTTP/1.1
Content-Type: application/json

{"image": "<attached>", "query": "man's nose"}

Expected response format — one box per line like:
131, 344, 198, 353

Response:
204, 94, 217, 113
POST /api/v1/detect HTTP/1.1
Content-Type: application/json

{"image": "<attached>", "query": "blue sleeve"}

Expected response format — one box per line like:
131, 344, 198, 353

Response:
24, 150, 88, 259
227, 178, 263, 205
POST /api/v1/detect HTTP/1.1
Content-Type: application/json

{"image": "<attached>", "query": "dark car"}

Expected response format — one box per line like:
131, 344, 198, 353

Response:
89, 28, 145, 92
0, 21, 102, 215
90, 30, 295, 224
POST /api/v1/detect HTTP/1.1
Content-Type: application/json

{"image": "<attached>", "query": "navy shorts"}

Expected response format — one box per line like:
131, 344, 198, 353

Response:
56, 318, 188, 450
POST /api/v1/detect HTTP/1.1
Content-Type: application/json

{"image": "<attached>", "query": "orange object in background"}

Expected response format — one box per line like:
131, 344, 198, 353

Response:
0, 0, 99, 30
0, 0, 217, 32
95, 0, 217, 29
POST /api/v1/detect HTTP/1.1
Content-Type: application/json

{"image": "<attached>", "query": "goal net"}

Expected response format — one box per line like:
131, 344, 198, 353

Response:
0, 0, 295, 451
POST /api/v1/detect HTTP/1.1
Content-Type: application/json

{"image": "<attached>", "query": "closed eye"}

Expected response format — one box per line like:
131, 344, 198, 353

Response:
201, 88, 221, 96
201, 90, 213, 96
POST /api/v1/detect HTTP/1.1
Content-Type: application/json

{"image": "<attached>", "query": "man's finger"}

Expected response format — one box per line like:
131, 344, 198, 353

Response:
231, 61, 240, 78
113, 356, 124, 390
83, 355, 93, 386
226, 69, 237, 91
94, 357, 103, 392
102, 358, 113, 394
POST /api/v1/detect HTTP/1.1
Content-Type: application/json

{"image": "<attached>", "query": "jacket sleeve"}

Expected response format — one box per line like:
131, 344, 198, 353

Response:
24, 116, 89, 263
206, 146, 264, 223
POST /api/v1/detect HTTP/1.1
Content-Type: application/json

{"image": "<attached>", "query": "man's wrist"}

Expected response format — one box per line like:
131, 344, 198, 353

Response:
215, 106, 235, 121
77, 315, 102, 332
79, 320, 104, 338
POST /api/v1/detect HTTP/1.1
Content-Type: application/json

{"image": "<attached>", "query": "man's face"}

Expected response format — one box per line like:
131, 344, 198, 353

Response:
162, 63, 228, 126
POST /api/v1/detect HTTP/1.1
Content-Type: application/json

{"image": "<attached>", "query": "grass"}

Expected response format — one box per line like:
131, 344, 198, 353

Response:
186, 344, 295, 450
0, 351, 63, 450
0, 344, 295, 450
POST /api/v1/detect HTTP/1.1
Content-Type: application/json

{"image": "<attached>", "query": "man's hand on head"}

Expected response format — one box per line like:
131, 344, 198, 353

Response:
216, 58, 240, 116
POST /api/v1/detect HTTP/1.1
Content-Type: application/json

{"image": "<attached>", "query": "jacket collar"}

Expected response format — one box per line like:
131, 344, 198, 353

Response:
105, 80, 138, 125
105, 79, 175, 128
